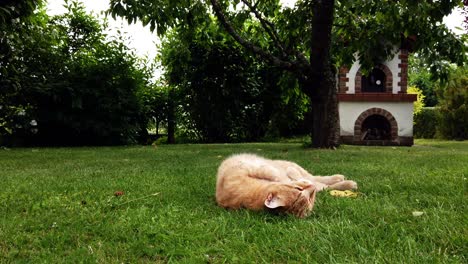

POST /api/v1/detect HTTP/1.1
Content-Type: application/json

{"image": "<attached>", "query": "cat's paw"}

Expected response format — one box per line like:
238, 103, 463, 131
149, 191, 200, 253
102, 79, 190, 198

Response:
331, 174, 345, 181
343, 180, 358, 190
329, 180, 358, 191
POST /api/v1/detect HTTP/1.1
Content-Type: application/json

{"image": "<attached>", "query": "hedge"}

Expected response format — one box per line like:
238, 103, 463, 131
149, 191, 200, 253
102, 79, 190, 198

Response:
414, 107, 438, 139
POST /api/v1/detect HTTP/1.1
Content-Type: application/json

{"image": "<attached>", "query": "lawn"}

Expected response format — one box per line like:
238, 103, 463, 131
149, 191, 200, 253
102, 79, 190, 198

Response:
0, 140, 466, 263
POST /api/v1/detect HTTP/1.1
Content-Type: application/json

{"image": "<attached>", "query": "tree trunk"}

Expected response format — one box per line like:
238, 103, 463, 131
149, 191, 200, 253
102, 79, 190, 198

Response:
304, 0, 339, 148
155, 120, 159, 136
167, 88, 176, 144
301, 74, 340, 148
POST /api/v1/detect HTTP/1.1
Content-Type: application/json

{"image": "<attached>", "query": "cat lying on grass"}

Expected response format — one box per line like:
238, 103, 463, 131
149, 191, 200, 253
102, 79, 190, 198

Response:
216, 154, 358, 218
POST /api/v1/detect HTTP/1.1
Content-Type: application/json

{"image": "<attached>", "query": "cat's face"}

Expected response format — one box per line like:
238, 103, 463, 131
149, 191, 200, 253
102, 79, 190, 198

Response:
264, 181, 317, 218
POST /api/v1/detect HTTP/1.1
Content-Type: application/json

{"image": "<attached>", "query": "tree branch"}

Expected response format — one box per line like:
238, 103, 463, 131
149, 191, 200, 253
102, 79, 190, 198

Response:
209, 0, 305, 72
239, 0, 287, 57
240, 1, 309, 68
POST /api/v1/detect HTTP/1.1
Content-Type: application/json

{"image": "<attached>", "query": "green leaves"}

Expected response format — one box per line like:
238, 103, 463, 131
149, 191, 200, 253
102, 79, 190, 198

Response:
159, 15, 311, 142
1, 0, 152, 146
333, 0, 466, 74
437, 66, 468, 140
108, 0, 466, 86
0, 0, 42, 24
108, 0, 209, 36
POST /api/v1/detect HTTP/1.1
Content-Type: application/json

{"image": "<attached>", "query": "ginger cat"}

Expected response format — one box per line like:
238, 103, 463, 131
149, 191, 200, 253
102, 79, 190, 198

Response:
216, 154, 358, 218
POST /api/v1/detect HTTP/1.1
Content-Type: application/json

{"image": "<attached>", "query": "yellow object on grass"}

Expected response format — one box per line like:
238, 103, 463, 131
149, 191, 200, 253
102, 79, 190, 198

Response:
329, 190, 358, 198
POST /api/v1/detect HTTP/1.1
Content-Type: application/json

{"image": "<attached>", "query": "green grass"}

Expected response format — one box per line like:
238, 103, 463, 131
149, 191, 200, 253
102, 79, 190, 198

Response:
0, 140, 467, 263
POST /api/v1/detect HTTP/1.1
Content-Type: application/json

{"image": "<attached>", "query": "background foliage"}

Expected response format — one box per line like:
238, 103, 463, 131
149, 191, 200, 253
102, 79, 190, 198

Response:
408, 55, 440, 107
1, 0, 467, 146
407, 86, 425, 116
436, 66, 468, 140
159, 20, 310, 143
110, 0, 466, 147
411, 65, 468, 140
0, 1, 151, 146
413, 108, 438, 139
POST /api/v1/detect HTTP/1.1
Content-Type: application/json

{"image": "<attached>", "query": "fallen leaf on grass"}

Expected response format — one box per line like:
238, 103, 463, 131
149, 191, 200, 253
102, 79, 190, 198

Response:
329, 190, 359, 198
412, 211, 424, 217
114, 191, 124, 197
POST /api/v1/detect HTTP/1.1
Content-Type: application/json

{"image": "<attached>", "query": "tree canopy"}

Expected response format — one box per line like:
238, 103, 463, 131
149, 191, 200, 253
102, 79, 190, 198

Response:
0, 0, 42, 23
110, 0, 465, 74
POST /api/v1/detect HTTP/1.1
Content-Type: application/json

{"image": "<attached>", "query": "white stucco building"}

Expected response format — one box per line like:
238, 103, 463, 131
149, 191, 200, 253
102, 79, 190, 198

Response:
337, 49, 416, 146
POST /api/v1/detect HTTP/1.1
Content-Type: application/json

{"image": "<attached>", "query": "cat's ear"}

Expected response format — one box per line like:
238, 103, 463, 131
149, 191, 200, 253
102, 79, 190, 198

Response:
264, 193, 285, 209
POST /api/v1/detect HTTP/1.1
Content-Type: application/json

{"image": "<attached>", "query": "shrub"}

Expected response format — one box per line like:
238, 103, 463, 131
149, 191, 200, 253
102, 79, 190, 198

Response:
414, 107, 438, 139
152, 136, 168, 145
408, 56, 439, 107
436, 67, 468, 140
0, 2, 150, 146
408, 86, 425, 116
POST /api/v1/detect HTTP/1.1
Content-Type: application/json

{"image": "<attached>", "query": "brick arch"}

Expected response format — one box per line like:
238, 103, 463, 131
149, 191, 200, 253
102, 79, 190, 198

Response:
355, 64, 393, 93
354, 108, 398, 141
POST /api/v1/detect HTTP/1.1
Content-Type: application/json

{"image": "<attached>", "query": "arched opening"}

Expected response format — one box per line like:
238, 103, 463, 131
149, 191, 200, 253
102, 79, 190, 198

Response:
362, 68, 386, 92
353, 108, 399, 143
361, 115, 391, 140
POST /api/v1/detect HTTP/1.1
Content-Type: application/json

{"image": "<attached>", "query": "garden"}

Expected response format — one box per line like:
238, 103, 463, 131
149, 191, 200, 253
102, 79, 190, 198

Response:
1, 0, 467, 262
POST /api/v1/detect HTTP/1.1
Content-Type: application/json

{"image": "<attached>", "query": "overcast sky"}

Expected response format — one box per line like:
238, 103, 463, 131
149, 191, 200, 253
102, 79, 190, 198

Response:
46, 0, 465, 62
